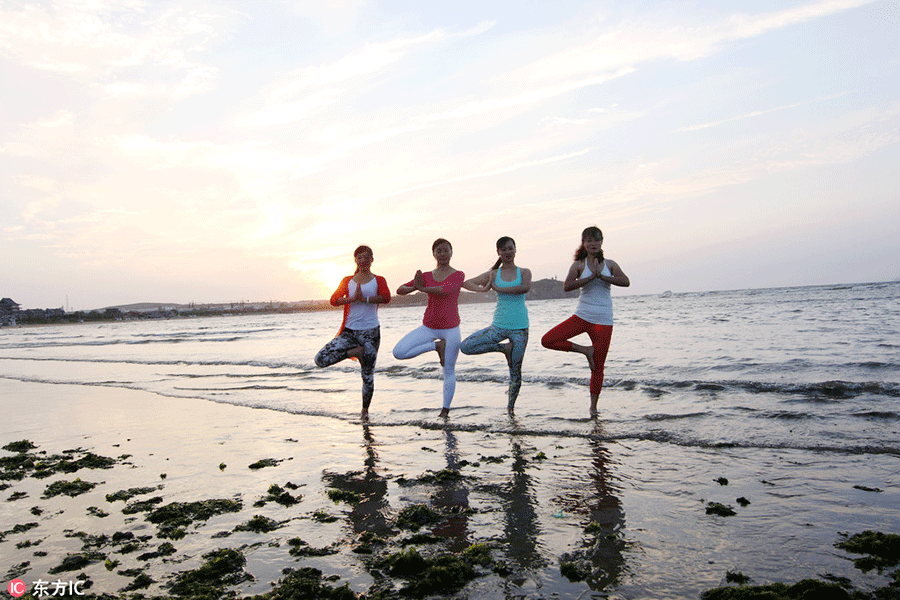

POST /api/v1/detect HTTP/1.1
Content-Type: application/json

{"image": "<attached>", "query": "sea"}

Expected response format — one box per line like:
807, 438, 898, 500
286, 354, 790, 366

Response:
1, 281, 898, 598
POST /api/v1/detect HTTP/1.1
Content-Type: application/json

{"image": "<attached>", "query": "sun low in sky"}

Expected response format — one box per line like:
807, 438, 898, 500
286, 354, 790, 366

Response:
1, 0, 898, 310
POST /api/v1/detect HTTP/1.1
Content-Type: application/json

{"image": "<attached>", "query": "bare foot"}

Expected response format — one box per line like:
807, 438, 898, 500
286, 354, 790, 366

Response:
500, 342, 513, 367
438, 407, 450, 418
361, 408, 369, 421
589, 394, 599, 416
435, 339, 446, 367
580, 346, 596, 371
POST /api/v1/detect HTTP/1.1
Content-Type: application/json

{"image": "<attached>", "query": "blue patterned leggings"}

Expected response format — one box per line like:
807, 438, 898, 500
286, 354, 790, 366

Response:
460, 325, 529, 407
315, 326, 381, 409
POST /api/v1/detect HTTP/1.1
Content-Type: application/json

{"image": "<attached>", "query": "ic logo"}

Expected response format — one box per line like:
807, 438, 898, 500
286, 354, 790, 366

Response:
7, 579, 26, 598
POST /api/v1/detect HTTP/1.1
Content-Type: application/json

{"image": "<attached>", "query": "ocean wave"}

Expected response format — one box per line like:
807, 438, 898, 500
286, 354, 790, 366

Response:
3, 354, 898, 399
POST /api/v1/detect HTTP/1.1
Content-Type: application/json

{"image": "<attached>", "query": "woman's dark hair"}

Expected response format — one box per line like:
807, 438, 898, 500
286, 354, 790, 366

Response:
574, 226, 603, 261
492, 236, 515, 270
432, 238, 452, 252
353, 245, 373, 273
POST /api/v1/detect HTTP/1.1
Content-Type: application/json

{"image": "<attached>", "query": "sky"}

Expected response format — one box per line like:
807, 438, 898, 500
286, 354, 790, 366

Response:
1, 0, 898, 311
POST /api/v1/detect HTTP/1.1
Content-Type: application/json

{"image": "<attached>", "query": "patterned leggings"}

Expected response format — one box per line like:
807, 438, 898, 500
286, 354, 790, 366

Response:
541, 315, 612, 396
315, 326, 381, 409
460, 326, 529, 408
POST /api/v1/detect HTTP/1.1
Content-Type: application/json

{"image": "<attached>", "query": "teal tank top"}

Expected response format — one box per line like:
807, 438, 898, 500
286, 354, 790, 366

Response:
492, 267, 529, 330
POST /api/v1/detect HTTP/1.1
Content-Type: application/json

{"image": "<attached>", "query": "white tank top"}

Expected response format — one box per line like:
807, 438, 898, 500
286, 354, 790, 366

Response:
345, 278, 380, 330
574, 261, 613, 325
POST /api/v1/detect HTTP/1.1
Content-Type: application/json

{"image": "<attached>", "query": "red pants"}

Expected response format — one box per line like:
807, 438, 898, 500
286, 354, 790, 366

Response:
541, 315, 613, 395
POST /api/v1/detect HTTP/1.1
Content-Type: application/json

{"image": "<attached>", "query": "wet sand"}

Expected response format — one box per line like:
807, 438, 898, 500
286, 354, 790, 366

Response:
1, 379, 896, 599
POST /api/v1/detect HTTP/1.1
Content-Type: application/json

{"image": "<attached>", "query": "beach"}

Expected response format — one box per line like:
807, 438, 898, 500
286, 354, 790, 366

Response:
2, 284, 899, 598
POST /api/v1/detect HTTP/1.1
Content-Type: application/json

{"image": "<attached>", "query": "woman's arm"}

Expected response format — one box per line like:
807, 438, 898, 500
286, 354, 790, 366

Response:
397, 270, 444, 295
396, 271, 418, 295
462, 270, 492, 292
369, 275, 392, 304
563, 261, 592, 292
329, 277, 352, 306
600, 259, 630, 287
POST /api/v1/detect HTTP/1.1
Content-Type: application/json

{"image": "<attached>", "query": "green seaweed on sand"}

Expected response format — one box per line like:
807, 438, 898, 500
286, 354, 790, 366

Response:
50, 451, 117, 474
703, 530, 900, 599
377, 544, 494, 598
397, 468, 463, 486
121, 495, 164, 514
396, 504, 441, 532
725, 571, 751, 584
249, 458, 282, 470
106, 486, 161, 503
706, 502, 737, 517
3, 440, 37, 453
287, 538, 339, 557
311, 510, 338, 523
234, 515, 285, 533
145, 498, 243, 539
327, 488, 361, 504
8, 522, 39, 535
254, 566, 356, 600
167, 548, 252, 597
137, 541, 177, 561
122, 571, 154, 591
65, 530, 109, 549
478, 454, 508, 464
48, 551, 106, 574
255, 483, 301, 507
87, 506, 109, 517
835, 530, 900, 574
42, 478, 98, 498
701, 578, 854, 599
353, 531, 387, 554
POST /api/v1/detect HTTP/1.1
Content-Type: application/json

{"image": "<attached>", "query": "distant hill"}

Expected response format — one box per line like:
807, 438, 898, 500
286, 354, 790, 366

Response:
110, 302, 193, 311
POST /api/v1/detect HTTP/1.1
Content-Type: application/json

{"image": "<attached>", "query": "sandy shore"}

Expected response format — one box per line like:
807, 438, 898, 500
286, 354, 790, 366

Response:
2, 379, 897, 599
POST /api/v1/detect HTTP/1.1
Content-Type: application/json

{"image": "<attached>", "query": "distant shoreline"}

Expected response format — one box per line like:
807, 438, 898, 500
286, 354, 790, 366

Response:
7, 278, 578, 326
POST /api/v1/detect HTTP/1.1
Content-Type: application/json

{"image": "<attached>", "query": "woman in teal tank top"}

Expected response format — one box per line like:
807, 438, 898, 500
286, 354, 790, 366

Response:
461, 236, 532, 411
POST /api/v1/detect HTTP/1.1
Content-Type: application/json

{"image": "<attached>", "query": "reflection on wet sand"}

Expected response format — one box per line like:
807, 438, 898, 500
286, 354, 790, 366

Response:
555, 421, 627, 590
322, 424, 393, 538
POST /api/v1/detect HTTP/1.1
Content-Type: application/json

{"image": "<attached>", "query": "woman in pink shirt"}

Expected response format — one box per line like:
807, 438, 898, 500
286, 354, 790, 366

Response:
392, 238, 465, 417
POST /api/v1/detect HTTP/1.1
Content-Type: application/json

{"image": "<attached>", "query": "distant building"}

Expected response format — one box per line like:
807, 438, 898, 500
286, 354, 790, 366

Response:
1, 298, 21, 326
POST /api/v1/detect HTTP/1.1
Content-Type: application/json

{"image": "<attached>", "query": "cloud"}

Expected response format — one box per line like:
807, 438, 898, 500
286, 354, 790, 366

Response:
0, 1, 233, 98
676, 92, 855, 132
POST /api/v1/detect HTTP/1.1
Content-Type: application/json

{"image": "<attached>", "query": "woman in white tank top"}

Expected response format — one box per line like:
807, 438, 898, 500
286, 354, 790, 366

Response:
541, 226, 630, 414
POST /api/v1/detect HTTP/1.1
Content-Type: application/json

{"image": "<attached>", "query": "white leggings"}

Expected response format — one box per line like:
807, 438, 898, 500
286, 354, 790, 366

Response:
392, 325, 461, 408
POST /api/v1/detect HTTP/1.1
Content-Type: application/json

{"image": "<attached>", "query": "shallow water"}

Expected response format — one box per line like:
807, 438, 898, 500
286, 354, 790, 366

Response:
1, 282, 898, 598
